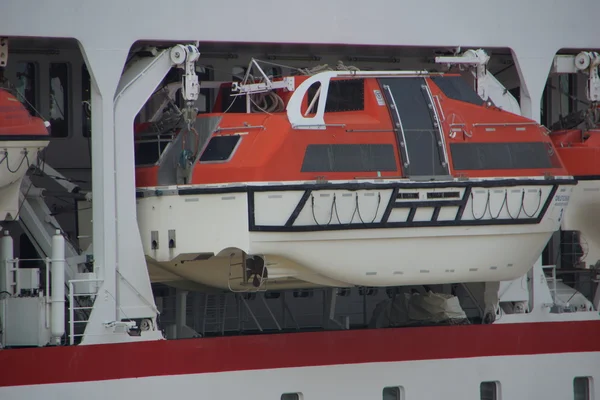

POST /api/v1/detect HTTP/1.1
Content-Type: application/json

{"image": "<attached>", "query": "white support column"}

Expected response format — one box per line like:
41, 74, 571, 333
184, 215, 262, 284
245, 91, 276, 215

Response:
175, 289, 188, 339
112, 50, 174, 329
78, 42, 182, 345
511, 48, 556, 123
77, 41, 131, 344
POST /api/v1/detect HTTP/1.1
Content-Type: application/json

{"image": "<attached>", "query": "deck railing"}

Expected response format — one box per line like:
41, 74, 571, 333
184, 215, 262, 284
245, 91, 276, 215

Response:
67, 278, 103, 345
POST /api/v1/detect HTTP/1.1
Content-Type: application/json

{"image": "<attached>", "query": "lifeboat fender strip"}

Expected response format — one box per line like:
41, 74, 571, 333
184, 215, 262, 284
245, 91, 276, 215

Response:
136, 178, 575, 232
247, 184, 557, 232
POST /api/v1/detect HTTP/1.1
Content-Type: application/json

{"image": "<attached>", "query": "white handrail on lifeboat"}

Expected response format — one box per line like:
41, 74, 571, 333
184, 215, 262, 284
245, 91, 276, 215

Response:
286, 70, 432, 130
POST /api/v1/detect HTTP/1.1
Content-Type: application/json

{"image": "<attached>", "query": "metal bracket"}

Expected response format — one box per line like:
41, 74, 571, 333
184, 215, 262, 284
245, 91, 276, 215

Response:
551, 51, 600, 103
168, 229, 176, 249
0, 38, 7, 68
169, 44, 201, 128
150, 231, 159, 250
435, 48, 520, 115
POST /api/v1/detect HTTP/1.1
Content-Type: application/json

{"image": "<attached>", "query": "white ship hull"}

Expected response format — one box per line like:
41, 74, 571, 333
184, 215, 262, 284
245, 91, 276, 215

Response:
137, 178, 574, 290
0, 321, 598, 400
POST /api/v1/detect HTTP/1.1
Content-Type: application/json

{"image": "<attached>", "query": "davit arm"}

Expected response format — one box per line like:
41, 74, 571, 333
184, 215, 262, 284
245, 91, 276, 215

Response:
435, 48, 522, 116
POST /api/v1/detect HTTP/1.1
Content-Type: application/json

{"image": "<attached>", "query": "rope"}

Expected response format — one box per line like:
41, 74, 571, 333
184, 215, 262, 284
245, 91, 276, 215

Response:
470, 188, 543, 220
311, 191, 381, 226
234, 59, 362, 115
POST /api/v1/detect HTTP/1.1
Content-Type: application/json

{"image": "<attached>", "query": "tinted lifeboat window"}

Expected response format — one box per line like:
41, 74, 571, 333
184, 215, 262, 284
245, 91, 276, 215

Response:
200, 135, 241, 162
430, 76, 483, 106
134, 131, 174, 166
450, 142, 561, 170
301, 144, 397, 172
307, 78, 365, 112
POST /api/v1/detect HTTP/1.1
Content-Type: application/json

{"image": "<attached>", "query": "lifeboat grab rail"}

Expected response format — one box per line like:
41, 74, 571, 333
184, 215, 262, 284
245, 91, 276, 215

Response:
471, 122, 539, 127
286, 70, 437, 130
382, 84, 410, 167
214, 125, 266, 132
423, 83, 450, 169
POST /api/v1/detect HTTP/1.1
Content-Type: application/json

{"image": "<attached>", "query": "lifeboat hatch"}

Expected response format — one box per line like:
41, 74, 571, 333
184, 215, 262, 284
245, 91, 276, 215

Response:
378, 77, 450, 180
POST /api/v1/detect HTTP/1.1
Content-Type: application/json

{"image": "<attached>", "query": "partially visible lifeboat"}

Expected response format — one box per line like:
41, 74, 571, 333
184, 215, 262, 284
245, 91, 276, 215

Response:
0, 88, 50, 221
550, 126, 600, 266
135, 70, 574, 291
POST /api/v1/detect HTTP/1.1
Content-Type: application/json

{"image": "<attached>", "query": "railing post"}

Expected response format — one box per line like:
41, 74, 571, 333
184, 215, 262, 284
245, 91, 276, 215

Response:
69, 280, 75, 345
45, 258, 51, 329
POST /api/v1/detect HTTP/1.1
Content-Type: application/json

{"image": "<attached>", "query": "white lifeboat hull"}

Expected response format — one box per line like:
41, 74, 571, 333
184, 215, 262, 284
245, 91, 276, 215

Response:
0, 140, 49, 221
559, 178, 600, 266
136, 177, 574, 290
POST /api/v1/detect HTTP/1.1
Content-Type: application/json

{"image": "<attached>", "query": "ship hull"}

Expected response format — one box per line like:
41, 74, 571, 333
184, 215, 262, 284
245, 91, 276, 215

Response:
137, 178, 574, 289
1, 321, 599, 400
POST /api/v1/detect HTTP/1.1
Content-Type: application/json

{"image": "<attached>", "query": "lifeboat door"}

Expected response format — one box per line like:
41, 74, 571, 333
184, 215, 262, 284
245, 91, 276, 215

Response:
378, 77, 450, 179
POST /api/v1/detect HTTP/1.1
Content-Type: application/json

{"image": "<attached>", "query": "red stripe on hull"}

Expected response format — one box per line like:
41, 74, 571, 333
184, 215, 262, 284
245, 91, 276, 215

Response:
1, 321, 600, 387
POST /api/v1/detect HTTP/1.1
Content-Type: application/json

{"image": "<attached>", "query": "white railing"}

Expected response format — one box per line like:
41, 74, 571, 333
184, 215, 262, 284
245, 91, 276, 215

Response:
67, 278, 103, 345
542, 265, 558, 304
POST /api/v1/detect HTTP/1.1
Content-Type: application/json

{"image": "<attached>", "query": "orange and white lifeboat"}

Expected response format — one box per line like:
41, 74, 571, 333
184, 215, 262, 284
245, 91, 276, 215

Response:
0, 88, 50, 221
550, 127, 600, 266
134, 70, 574, 291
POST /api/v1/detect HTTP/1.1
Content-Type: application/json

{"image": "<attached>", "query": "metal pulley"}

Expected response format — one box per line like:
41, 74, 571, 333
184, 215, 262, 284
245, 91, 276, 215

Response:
575, 51, 600, 71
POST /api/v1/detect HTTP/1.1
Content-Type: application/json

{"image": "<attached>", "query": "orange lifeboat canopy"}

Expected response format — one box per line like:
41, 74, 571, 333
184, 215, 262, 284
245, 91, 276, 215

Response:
0, 88, 50, 138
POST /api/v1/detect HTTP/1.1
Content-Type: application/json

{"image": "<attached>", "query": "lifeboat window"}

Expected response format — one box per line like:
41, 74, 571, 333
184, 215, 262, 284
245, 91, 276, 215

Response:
14, 62, 38, 115
281, 393, 302, 400
573, 377, 591, 400
398, 192, 419, 199
450, 142, 562, 170
301, 144, 397, 173
383, 386, 405, 400
307, 78, 364, 112
427, 191, 460, 199
199, 135, 241, 162
480, 381, 499, 400
49, 63, 70, 138
430, 76, 483, 106
134, 132, 174, 166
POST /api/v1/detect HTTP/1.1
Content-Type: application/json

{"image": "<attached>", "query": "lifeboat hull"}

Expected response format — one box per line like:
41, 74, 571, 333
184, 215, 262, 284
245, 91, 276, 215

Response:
0, 139, 49, 220
136, 177, 574, 290
559, 178, 600, 266
0, 89, 50, 221
550, 129, 600, 266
